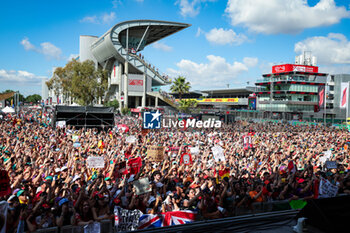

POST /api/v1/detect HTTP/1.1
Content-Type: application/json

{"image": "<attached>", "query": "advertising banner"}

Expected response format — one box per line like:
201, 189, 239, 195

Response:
272, 64, 318, 74
175, 98, 238, 103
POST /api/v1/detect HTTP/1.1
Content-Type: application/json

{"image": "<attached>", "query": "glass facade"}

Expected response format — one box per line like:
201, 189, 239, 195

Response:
264, 84, 318, 92
258, 94, 317, 102
258, 104, 314, 112
256, 72, 326, 113
261, 74, 323, 82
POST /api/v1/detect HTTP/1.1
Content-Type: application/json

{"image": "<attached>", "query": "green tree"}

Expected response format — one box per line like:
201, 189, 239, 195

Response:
25, 94, 41, 103
121, 107, 130, 115
48, 60, 108, 106
104, 99, 119, 109
170, 76, 191, 100
178, 99, 197, 113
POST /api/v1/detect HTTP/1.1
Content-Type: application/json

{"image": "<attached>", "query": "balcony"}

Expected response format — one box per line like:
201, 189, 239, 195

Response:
258, 100, 317, 105
255, 79, 324, 85
255, 90, 318, 95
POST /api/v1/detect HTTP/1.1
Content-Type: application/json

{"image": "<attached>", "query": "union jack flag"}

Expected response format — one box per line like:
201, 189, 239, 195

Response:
163, 210, 196, 226
138, 210, 196, 229
138, 214, 163, 229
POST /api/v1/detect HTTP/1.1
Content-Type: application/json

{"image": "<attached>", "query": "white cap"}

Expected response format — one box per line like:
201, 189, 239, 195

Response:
36, 187, 42, 194
72, 175, 81, 183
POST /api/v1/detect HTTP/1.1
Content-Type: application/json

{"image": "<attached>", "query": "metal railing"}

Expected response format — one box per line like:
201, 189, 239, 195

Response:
129, 53, 171, 84
33, 220, 114, 233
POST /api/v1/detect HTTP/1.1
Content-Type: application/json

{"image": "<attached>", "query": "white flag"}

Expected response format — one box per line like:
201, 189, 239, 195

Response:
340, 82, 349, 109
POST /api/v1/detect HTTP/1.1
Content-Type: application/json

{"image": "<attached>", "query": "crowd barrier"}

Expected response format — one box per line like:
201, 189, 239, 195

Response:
34, 220, 114, 233
32, 196, 347, 232
235, 199, 291, 216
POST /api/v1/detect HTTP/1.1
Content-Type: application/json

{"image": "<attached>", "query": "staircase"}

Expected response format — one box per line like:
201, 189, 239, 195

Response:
128, 53, 171, 84
147, 92, 178, 109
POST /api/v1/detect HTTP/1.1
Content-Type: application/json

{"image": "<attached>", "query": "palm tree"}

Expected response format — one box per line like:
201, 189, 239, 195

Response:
170, 76, 191, 100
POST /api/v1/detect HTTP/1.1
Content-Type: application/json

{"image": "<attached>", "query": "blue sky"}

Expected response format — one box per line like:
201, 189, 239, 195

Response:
1, 0, 350, 96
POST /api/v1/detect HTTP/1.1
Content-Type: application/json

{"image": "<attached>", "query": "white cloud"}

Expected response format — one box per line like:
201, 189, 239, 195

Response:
80, 12, 116, 25
0, 69, 45, 86
225, 0, 350, 34
20, 37, 36, 51
243, 57, 258, 67
176, 0, 216, 18
319, 65, 350, 74
177, 0, 200, 17
101, 12, 116, 24
80, 16, 97, 24
152, 42, 173, 52
294, 33, 350, 64
40, 42, 62, 60
205, 28, 247, 45
20, 38, 62, 60
167, 55, 258, 88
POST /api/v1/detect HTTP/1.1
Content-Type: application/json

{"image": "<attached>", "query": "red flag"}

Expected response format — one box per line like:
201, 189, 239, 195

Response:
117, 124, 129, 133
318, 86, 325, 107
342, 87, 347, 107
128, 157, 142, 175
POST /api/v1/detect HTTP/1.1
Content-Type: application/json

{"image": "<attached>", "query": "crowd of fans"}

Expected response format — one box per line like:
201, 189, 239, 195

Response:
0, 110, 349, 232
159, 91, 176, 103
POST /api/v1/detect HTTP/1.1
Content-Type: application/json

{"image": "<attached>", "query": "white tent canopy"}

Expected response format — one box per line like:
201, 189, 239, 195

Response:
1, 106, 15, 113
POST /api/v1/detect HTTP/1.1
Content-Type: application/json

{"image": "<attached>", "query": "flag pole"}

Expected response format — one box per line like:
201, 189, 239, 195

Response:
324, 81, 327, 126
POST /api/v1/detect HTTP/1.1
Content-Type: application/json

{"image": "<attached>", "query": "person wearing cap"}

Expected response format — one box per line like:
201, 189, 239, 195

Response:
3, 109, 350, 226
290, 176, 314, 200
55, 198, 75, 227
